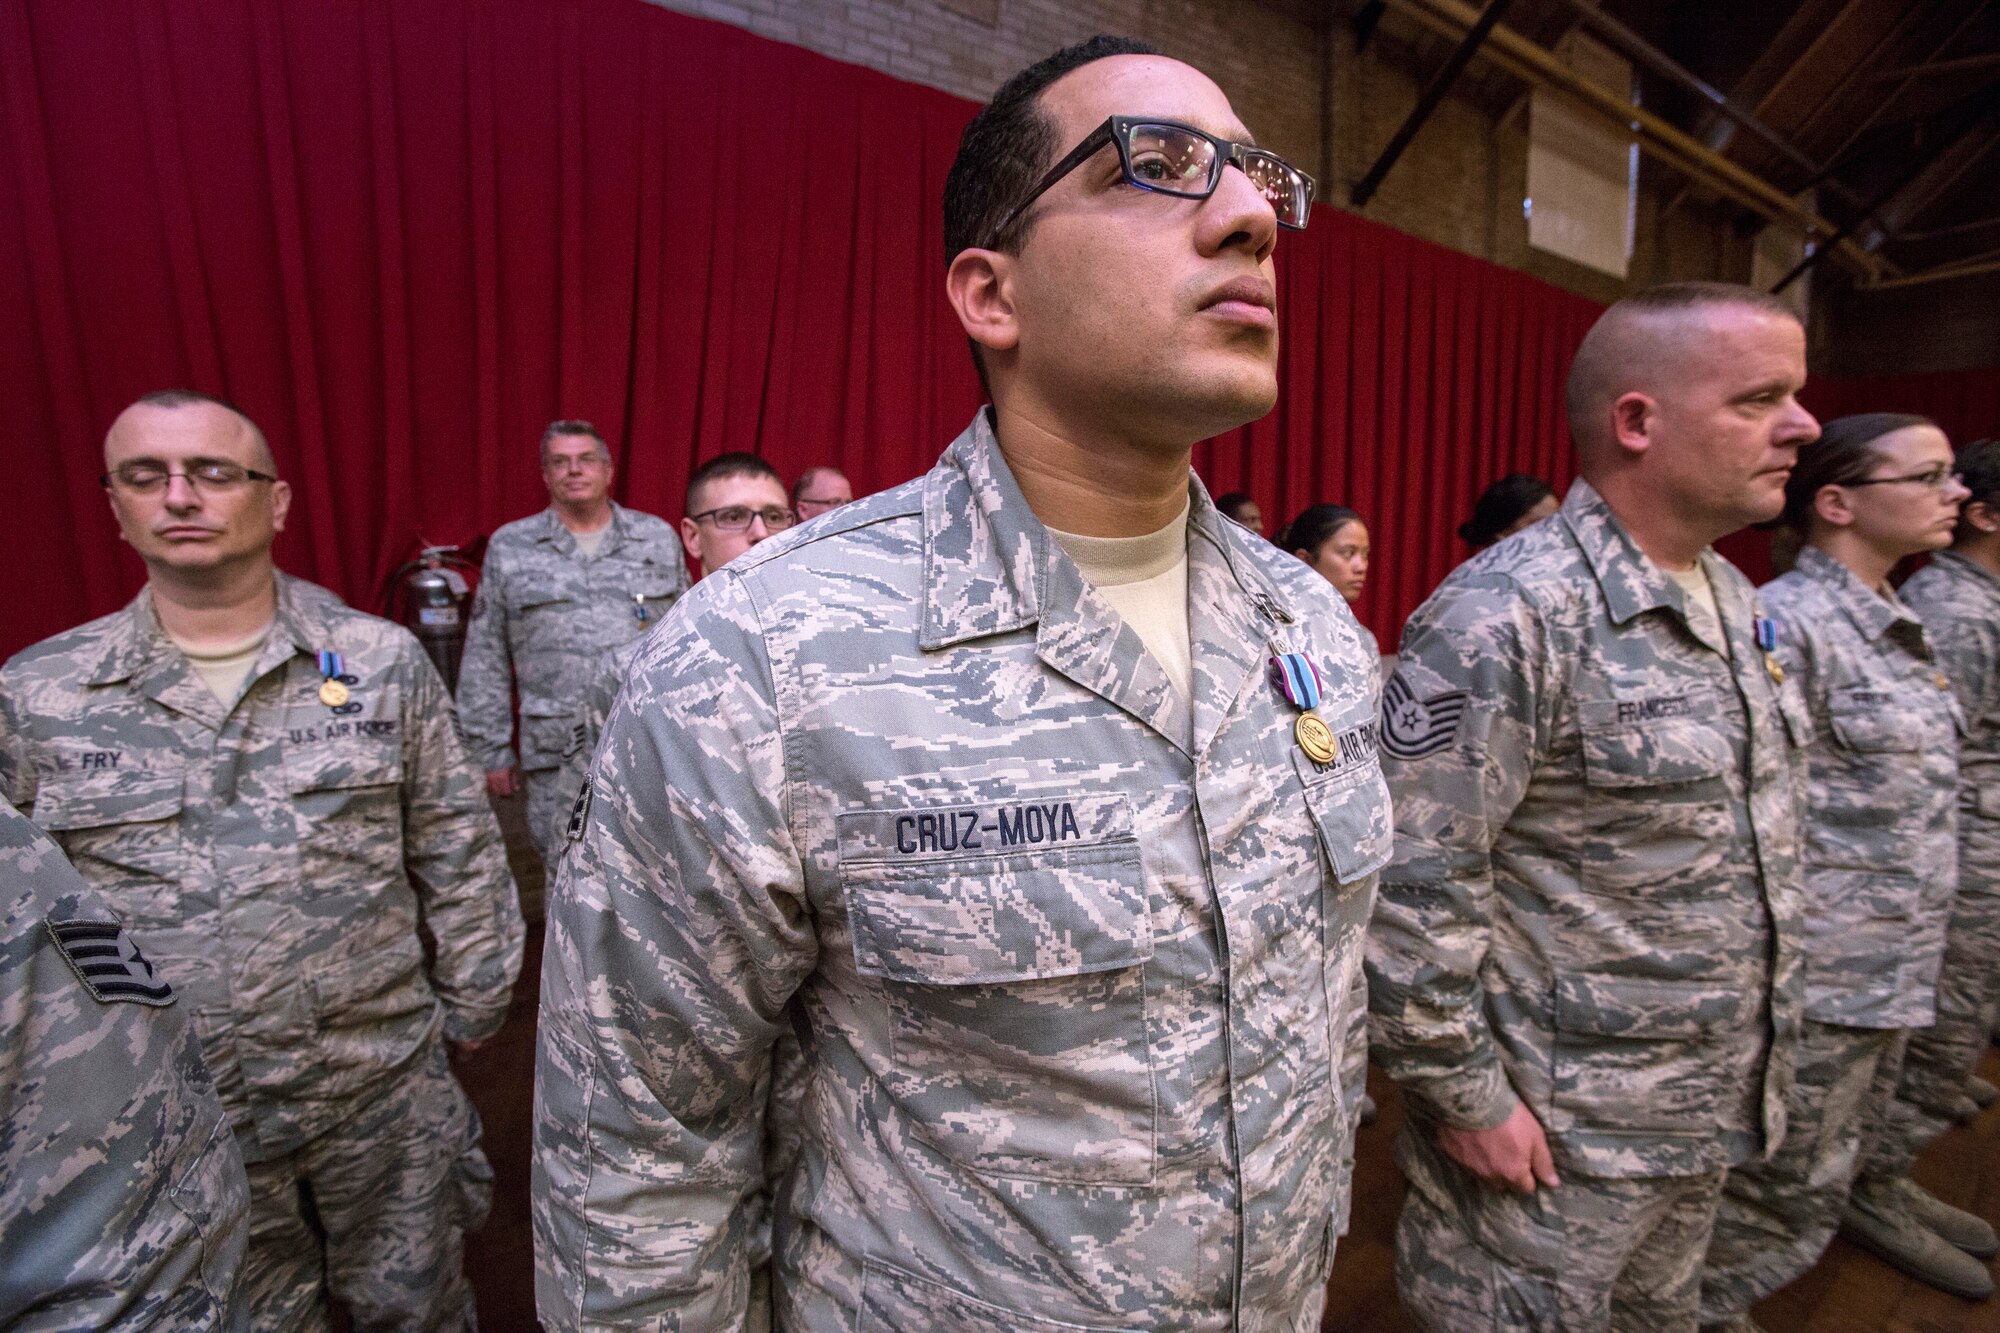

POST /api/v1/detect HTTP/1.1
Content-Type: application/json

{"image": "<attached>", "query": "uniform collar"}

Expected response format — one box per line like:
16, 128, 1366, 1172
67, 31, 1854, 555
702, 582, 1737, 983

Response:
537, 502, 624, 556
1792, 545, 1919, 644
918, 410, 1297, 756
85, 572, 334, 727
1931, 548, 2000, 600
1559, 478, 1686, 626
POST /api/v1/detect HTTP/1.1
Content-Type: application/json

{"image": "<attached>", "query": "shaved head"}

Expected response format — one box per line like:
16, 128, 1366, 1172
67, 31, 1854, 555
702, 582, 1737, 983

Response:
1565, 283, 1800, 459
105, 389, 277, 476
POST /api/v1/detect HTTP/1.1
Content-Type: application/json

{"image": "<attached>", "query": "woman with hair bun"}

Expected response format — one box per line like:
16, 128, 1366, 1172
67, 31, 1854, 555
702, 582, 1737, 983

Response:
1701, 413, 1982, 1317
1458, 474, 1558, 549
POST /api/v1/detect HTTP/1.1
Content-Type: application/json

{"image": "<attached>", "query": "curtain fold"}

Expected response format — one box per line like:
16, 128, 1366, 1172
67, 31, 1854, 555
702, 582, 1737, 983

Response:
17, 0, 1976, 664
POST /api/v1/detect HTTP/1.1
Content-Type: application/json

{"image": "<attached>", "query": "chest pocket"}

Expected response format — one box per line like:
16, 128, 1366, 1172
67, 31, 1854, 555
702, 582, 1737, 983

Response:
1827, 690, 1921, 754
838, 793, 1155, 1185
32, 770, 186, 925
1578, 711, 1737, 899
286, 688, 403, 884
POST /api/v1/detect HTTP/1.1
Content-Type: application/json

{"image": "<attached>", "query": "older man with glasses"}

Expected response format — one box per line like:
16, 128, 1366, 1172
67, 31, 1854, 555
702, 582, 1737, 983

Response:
791, 465, 855, 521
533, 34, 1387, 1333
458, 419, 688, 868
0, 389, 522, 1330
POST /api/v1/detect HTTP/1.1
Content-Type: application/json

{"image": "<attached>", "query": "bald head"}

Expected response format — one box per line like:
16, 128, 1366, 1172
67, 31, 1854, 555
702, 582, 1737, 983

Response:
105, 389, 277, 476
1565, 283, 1801, 460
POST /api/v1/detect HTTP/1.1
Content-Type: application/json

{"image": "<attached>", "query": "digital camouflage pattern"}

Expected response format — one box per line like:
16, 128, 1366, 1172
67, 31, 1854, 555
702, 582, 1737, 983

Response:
0, 572, 525, 1162
1700, 1020, 1905, 1322
550, 636, 643, 854
0, 801, 249, 1331
1369, 480, 1807, 1179
533, 413, 1389, 1332
1756, 547, 1961, 1028
1861, 549, 2000, 1182
239, 1034, 492, 1332
458, 503, 688, 859
1394, 1143, 1726, 1332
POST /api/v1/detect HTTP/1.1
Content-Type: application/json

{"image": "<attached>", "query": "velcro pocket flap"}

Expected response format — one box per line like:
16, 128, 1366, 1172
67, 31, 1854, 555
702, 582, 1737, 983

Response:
840, 794, 1148, 986
1828, 694, 1921, 753
1555, 974, 1747, 1041
33, 771, 184, 831
1299, 764, 1394, 883
1580, 716, 1731, 788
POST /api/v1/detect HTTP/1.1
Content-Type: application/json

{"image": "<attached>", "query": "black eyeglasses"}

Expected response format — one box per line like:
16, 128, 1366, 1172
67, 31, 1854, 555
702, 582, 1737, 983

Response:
688, 505, 797, 533
101, 461, 279, 495
983, 115, 1316, 249
1841, 465, 1964, 492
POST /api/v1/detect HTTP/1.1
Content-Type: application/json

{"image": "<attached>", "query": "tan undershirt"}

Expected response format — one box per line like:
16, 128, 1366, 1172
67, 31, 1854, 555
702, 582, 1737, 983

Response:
1047, 505, 1193, 709
571, 525, 610, 559
1667, 563, 1728, 658
167, 623, 273, 705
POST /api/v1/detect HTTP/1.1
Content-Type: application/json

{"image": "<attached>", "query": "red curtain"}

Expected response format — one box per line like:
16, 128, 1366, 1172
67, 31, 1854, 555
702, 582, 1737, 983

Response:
4, 0, 1606, 661
1804, 366, 2000, 450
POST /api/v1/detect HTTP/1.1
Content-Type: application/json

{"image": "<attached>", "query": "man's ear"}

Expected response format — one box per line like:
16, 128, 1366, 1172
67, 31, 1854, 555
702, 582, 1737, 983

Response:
269, 479, 292, 534
1608, 391, 1658, 458
945, 248, 1021, 359
678, 516, 701, 563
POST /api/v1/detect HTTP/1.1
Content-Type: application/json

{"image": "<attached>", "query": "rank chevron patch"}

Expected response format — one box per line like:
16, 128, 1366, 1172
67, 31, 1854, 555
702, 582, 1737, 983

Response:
45, 918, 175, 1005
1380, 673, 1471, 760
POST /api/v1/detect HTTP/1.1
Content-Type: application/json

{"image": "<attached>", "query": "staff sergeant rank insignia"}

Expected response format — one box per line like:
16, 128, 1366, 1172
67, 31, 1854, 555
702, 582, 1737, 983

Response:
1381, 672, 1471, 760
46, 918, 175, 1005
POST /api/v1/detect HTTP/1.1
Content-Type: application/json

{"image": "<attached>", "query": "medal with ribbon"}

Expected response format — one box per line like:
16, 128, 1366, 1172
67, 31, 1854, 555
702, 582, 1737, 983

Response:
633, 592, 651, 627
317, 649, 351, 707
1271, 650, 1338, 766
1753, 617, 1784, 685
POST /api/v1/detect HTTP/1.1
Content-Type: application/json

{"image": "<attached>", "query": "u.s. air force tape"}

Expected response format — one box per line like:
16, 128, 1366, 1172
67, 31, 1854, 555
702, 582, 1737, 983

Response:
45, 918, 175, 1005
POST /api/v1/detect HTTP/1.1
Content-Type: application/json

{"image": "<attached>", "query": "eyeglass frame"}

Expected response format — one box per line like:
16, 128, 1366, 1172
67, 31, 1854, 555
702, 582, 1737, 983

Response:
100, 460, 280, 495
982, 115, 1317, 251
686, 504, 798, 533
1838, 465, 1964, 492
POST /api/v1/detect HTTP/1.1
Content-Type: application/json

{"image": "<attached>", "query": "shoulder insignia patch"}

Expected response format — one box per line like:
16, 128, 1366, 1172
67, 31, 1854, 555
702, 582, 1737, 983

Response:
566, 776, 593, 844
45, 918, 175, 1005
1381, 673, 1471, 760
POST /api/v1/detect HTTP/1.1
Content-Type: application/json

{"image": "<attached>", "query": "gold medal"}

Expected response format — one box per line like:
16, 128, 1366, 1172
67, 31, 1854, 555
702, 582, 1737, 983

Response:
1764, 655, 1785, 685
1296, 711, 1337, 766
1935, 671, 1952, 691
319, 679, 350, 707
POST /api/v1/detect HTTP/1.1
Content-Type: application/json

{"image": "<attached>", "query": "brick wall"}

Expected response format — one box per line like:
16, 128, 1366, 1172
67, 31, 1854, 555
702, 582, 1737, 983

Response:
643, 0, 1745, 302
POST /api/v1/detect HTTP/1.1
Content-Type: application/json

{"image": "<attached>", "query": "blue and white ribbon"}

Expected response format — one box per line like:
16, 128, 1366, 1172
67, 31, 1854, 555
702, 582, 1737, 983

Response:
1269, 651, 1324, 711
1753, 618, 1778, 653
317, 649, 345, 680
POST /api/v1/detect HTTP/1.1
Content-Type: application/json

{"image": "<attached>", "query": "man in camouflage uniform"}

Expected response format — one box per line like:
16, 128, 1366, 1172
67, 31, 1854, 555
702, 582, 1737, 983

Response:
1700, 414, 1973, 1325
0, 390, 525, 1331
533, 38, 1387, 1331
458, 419, 687, 863
1368, 283, 1817, 1332
1, 802, 249, 1331
1842, 435, 2000, 1296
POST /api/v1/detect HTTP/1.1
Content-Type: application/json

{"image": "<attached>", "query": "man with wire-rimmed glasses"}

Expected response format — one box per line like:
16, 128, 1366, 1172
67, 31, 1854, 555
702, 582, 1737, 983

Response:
0, 388, 523, 1329
534, 35, 1390, 1332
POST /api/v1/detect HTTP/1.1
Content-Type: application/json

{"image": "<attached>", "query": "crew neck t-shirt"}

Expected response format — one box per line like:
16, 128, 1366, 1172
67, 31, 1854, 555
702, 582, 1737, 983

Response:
166, 623, 274, 706
1046, 505, 1194, 716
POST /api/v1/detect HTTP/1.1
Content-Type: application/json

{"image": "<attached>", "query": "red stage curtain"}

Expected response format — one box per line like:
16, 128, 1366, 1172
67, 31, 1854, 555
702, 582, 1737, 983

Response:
3, 0, 1607, 662
1804, 366, 2000, 451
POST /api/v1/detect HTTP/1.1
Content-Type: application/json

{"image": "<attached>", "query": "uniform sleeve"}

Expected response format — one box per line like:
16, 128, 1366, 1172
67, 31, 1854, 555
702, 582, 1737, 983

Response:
1334, 965, 1368, 1238
0, 671, 37, 815
0, 809, 250, 1332
549, 653, 624, 854
1366, 576, 1550, 1132
398, 643, 525, 1044
457, 549, 517, 772
532, 573, 814, 1332
1929, 601, 2000, 729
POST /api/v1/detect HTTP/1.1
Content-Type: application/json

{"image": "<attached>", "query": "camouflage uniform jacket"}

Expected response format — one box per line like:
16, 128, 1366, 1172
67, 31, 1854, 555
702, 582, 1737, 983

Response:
0, 573, 525, 1163
1762, 547, 1961, 1028
533, 412, 1391, 1332
459, 503, 688, 773
550, 636, 644, 851
0, 802, 248, 1332
1902, 551, 2000, 898
1367, 479, 1808, 1180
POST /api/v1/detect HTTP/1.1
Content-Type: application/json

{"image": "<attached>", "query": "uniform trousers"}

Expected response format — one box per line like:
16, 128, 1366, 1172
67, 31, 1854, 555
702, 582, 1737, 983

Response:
1860, 886, 2000, 1185
523, 765, 573, 866
1699, 1021, 1906, 1321
240, 1037, 493, 1332
1396, 1129, 1727, 1332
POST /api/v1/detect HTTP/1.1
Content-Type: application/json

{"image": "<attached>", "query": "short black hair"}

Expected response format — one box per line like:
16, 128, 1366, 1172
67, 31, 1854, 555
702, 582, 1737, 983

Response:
1278, 504, 1364, 558
686, 451, 783, 516
1780, 412, 1933, 535
1215, 491, 1258, 522
1955, 437, 2000, 543
1459, 473, 1556, 547
943, 35, 1162, 269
